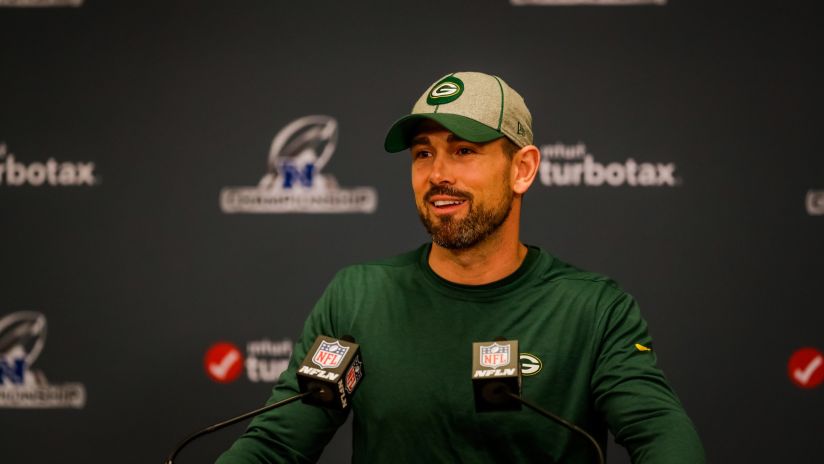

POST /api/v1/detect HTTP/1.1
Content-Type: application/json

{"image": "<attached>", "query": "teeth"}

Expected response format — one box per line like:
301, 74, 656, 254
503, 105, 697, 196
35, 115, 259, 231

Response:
433, 200, 463, 207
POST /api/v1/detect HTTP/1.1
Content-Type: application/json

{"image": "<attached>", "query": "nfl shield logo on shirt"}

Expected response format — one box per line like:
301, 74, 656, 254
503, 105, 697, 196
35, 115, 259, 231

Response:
312, 341, 349, 369
479, 343, 510, 369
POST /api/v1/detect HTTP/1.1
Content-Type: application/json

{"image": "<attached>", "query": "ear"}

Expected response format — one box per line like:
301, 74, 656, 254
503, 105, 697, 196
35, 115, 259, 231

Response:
511, 145, 540, 195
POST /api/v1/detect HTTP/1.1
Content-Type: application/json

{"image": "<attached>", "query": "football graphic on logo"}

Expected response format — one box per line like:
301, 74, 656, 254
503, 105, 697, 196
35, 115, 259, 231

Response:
0, 311, 47, 366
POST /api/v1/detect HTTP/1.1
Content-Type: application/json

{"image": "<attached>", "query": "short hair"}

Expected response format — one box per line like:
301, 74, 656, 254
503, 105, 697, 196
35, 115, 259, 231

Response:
501, 137, 520, 159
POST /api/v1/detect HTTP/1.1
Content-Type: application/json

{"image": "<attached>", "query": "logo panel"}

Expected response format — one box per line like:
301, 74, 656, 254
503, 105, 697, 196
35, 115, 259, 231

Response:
220, 115, 377, 214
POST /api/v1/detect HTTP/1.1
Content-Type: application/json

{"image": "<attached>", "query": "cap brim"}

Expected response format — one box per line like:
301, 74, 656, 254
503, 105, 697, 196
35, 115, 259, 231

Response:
384, 113, 503, 153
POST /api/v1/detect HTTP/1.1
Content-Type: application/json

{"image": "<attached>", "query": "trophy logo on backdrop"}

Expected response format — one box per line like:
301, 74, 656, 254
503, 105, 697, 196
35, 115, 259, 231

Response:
0, 311, 86, 409
539, 142, 680, 188
220, 115, 378, 214
806, 190, 824, 216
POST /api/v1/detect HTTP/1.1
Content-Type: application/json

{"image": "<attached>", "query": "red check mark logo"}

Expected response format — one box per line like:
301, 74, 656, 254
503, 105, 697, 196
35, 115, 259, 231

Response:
210, 350, 240, 380
794, 355, 823, 386
204, 342, 244, 383
788, 348, 824, 389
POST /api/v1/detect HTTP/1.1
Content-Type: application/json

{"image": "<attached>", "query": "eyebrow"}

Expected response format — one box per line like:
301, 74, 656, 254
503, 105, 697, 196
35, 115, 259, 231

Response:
410, 135, 431, 147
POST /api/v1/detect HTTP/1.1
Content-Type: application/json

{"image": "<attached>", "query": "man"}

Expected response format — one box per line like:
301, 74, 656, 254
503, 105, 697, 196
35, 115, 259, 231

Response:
217, 72, 705, 463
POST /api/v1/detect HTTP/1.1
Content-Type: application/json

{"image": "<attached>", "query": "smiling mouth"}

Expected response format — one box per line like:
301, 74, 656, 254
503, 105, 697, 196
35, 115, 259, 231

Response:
428, 198, 468, 214
432, 200, 466, 207
424, 187, 472, 213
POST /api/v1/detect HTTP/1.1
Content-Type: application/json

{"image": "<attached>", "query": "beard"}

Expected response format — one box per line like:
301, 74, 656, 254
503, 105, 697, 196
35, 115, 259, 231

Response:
417, 184, 514, 250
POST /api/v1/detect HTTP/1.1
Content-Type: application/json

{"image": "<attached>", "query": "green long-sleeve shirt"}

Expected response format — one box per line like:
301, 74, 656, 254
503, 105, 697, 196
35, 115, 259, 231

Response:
217, 244, 705, 463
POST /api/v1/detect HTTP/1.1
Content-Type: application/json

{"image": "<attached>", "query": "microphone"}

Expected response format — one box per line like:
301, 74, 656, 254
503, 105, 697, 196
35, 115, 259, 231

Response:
471, 338, 604, 464
297, 334, 364, 410
164, 334, 363, 464
471, 338, 521, 412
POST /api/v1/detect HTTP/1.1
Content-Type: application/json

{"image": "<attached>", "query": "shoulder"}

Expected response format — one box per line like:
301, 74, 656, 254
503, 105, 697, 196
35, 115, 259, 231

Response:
533, 249, 645, 340
329, 244, 426, 286
533, 247, 630, 305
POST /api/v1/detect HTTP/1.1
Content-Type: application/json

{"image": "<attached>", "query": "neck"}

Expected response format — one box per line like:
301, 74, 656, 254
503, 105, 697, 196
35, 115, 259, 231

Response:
428, 213, 527, 285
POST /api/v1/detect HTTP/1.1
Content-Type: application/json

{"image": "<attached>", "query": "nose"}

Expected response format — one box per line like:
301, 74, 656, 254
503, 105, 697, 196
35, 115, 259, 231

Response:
428, 153, 455, 185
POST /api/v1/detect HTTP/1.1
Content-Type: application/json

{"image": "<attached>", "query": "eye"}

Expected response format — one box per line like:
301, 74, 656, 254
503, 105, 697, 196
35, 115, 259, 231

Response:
412, 149, 432, 160
456, 146, 475, 156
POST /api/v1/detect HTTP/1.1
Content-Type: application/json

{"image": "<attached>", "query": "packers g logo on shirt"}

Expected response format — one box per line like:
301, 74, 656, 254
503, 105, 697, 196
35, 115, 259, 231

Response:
427, 76, 464, 105
519, 353, 543, 376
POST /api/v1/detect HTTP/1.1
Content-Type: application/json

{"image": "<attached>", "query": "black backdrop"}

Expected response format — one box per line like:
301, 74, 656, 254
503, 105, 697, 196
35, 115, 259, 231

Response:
1, 1, 822, 463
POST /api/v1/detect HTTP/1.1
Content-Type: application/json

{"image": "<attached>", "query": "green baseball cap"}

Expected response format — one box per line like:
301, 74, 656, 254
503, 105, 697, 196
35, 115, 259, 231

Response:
384, 71, 533, 153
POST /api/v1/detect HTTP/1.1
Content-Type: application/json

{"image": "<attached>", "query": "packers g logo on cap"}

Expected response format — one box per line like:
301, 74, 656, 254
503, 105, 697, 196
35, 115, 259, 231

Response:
426, 75, 464, 105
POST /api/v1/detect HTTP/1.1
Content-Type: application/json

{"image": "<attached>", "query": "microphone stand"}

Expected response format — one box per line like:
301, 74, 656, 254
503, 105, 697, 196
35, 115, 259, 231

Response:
505, 391, 605, 464
164, 391, 310, 464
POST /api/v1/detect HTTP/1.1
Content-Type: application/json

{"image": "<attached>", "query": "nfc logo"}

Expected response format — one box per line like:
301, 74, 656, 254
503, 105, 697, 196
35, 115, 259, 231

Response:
281, 163, 314, 189
219, 115, 378, 214
0, 358, 26, 385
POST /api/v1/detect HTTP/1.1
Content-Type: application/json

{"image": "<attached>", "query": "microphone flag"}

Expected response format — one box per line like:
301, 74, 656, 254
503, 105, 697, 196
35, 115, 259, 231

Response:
472, 339, 521, 412
297, 335, 364, 409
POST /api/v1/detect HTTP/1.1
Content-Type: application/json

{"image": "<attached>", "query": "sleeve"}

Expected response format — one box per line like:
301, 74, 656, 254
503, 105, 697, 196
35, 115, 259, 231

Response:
590, 291, 706, 464
215, 276, 350, 464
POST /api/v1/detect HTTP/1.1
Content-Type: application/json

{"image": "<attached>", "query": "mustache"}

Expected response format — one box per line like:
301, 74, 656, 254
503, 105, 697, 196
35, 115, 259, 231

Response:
424, 185, 473, 203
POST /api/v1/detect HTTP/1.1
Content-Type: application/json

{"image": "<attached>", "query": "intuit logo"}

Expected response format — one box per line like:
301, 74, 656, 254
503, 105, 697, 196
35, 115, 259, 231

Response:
539, 143, 679, 187
204, 338, 292, 384
0, 143, 98, 187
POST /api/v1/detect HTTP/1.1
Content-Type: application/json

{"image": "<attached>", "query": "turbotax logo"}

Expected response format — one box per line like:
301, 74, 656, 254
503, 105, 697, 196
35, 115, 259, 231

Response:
220, 115, 377, 213
539, 142, 679, 188
0, 143, 97, 187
